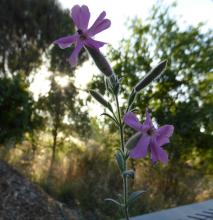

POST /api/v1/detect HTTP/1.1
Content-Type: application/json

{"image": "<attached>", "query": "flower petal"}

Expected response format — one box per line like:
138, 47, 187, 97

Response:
93, 11, 106, 26
129, 136, 150, 159
123, 112, 143, 131
158, 125, 174, 137
150, 138, 158, 163
54, 35, 78, 49
156, 137, 170, 147
84, 38, 106, 49
143, 109, 154, 128
87, 11, 111, 36
88, 19, 111, 36
157, 146, 169, 164
157, 125, 174, 146
150, 138, 168, 164
71, 5, 90, 30
69, 42, 83, 66
87, 11, 106, 34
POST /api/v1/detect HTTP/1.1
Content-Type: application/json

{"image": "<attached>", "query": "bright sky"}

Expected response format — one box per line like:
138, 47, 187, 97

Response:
30, 0, 212, 114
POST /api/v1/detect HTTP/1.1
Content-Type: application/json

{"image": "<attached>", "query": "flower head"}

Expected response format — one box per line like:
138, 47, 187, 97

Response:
54, 5, 111, 66
124, 109, 174, 164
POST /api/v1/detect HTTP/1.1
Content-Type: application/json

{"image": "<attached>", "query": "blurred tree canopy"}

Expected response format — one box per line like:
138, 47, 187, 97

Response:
0, 0, 89, 145
0, 0, 87, 77
0, 76, 38, 144
38, 77, 91, 162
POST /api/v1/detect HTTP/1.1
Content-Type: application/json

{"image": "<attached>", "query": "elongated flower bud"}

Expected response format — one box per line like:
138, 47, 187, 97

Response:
86, 46, 113, 77
125, 132, 142, 150
134, 60, 167, 92
90, 90, 112, 111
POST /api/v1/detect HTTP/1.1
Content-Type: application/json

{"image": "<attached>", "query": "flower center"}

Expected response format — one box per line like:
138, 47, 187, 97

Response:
77, 29, 87, 40
147, 127, 155, 136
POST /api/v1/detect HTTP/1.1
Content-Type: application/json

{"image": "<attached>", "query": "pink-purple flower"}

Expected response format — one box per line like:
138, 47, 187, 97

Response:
124, 110, 174, 164
53, 5, 111, 66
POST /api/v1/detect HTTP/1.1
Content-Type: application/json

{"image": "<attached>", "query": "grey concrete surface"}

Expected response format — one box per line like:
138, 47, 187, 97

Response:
130, 199, 213, 220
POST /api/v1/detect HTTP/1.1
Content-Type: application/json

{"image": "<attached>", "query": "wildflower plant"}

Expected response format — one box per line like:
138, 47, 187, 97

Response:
54, 4, 174, 219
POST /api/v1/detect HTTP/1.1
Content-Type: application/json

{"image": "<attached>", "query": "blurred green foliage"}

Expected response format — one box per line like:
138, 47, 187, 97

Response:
0, 76, 38, 144
0, 0, 87, 76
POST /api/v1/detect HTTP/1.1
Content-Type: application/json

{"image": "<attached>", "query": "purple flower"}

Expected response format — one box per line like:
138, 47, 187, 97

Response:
124, 110, 174, 164
54, 5, 111, 66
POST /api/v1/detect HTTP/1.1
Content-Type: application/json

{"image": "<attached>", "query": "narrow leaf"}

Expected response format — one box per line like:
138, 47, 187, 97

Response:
135, 60, 167, 92
101, 113, 119, 126
105, 198, 123, 207
125, 132, 142, 150
115, 151, 125, 172
127, 190, 146, 207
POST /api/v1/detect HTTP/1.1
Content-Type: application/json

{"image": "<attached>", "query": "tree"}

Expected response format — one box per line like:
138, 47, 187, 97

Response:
0, 76, 35, 145
0, 0, 88, 144
38, 76, 91, 163
0, 0, 87, 78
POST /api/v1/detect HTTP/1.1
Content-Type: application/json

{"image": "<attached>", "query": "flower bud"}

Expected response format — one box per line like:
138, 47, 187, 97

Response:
134, 60, 167, 92
86, 46, 114, 77
125, 132, 142, 150
107, 74, 120, 95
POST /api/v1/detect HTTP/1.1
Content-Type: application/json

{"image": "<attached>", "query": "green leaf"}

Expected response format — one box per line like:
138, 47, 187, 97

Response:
115, 151, 125, 172
125, 132, 142, 150
101, 113, 119, 126
104, 198, 123, 207
127, 190, 146, 207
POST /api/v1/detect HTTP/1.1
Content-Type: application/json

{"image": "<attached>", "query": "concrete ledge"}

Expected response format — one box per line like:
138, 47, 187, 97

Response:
130, 199, 213, 220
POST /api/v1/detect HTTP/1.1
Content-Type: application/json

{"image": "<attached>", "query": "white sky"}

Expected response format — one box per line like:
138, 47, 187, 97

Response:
30, 0, 213, 115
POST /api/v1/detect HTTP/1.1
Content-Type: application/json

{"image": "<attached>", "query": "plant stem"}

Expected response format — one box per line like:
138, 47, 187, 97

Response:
115, 95, 130, 220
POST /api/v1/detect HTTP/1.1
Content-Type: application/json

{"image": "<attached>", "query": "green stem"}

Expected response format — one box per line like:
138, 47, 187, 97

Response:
115, 95, 129, 220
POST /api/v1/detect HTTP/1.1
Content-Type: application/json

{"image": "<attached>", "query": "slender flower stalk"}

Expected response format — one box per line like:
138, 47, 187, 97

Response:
115, 94, 130, 220
54, 4, 174, 220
